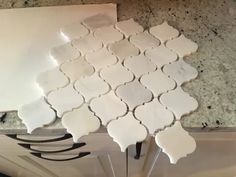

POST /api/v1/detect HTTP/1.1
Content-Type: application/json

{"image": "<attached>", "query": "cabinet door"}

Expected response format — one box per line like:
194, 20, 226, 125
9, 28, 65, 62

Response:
22, 151, 126, 177
29, 153, 111, 177
143, 132, 236, 177
127, 137, 153, 177
0, 153, 38, 177
0, 151, 54, 177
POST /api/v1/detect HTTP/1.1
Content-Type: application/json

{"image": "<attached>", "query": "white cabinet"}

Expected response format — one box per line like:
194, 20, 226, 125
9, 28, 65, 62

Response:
3, 132, 236, 177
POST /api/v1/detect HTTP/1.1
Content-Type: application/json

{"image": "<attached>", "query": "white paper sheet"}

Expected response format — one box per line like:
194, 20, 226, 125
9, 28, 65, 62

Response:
0, 4, 117, 111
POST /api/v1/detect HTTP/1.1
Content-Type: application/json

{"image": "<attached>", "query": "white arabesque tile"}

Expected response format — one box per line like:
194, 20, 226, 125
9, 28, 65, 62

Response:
163, 58, 198, 86
72, 34, 103, 56
62, 104, 100, 142
82, 14, 115, 30
135, 98, 174, 134
145, 44, 178, 68
129, 31, 160, 52
74, 73, 110, 103
108, 39, 139, 60
85, 47, 117, 71
155, 121, 196, 164
47, 84, 84, 117
124, 54, 156, 78
90, 91, 127, 126
36, 67, 69, 96
50, 43, 80, 65
115, 18, 144, 37
149, 21, 179, 43
166, 34, 198, 58
29, 19, 200, 163
94, 25, 123, 45
18, 97, 56, 133
60, 57, 94, 82
107, 112, 147, 152
140, 69, 176, 97
100, 62, 134, 89
60, 22, 89, 41
160, 87, 198, 120
116, 80, 152, 110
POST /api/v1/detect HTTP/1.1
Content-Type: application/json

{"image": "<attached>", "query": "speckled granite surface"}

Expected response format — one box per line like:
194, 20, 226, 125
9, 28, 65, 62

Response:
0, 0, 235, 134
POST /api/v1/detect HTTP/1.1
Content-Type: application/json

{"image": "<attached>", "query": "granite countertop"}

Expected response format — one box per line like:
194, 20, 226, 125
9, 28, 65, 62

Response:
0, 0, 235, 134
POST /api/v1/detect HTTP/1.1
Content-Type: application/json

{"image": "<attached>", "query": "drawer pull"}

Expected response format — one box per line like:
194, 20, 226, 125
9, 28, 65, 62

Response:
18, 142, 86, 153
134, 142, 142, 159
31, 152, 90, 161
6, 134, 72, 143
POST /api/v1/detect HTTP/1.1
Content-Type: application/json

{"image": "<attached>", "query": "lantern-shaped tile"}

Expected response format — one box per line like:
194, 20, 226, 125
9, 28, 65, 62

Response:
74, 73, 110, 103
90, 91, 127, 126
160, 87, 198, 120
115, 18, 143, 37
166, 34, 198, 57
60, 57, 94, 82
82, 14, 115, 30
145, 44, 178, 68
155, 121, 196, 164
60, 22, 89, 41
135, 98, 174, 134
36, 67, 69, 95
149, 21, 179, 43
107, 112, 147, 152
130, 31, 160, 52
18, 97, 56, 133
108, 39, 139, 61
100, 62, 134, 89
163, 58, 198, 86
124, 54, 156, 78
116, 80, 152, 110
62, 105, 100, 142
47, 84, 84, 117
72, 34, 103, 55
86, 47, 117, 71
94, 25, 123, 45
50, 43, 80, 65
140, 69, 176, 97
